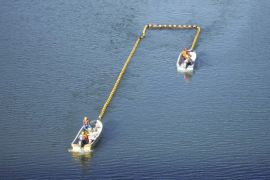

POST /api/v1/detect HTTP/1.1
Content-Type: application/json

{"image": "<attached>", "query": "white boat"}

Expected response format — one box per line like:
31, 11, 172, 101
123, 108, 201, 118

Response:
71, 120, 103, 152
176, 50, 197, 72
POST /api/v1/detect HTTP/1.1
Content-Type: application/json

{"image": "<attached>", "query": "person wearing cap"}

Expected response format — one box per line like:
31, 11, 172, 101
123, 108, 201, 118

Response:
83, 116, 89, 129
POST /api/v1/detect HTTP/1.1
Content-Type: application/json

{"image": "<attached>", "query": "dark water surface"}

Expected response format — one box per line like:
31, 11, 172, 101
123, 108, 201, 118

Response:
1, 0, 270, 179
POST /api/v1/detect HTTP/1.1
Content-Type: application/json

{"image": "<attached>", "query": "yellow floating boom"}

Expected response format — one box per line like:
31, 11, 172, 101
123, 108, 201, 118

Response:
98, 24, 201, 120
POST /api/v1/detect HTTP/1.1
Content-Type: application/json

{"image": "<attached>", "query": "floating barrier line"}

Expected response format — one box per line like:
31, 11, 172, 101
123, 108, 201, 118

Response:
98, 24, 201, 120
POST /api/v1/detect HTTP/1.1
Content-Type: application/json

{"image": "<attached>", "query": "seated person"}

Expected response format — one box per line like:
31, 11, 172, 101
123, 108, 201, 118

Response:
185, 58, 192, 68
181, 48, 192, 68
79, 130, 89, 147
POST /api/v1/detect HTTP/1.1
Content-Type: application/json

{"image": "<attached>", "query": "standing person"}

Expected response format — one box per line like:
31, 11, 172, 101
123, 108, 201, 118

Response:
83, 116, 89, 129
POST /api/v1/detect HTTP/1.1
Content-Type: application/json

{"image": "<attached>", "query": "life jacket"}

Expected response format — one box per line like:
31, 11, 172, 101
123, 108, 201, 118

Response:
182, 50, 190, 59
81, 132, 88, 140
83, 134, 88, 140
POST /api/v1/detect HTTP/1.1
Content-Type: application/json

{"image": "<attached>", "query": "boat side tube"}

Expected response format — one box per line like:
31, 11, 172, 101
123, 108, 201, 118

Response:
71, 126, 84, 145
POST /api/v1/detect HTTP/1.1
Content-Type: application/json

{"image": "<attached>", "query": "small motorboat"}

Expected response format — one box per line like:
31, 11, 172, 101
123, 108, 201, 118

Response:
176, 50, 197, 72
71, 120, 103, 152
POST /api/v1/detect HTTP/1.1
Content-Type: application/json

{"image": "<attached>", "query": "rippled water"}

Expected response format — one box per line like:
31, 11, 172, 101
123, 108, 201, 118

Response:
1, 0, 270, 179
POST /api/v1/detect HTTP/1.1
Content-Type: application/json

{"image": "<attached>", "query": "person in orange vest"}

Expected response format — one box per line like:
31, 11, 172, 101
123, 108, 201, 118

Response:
181, 48, 192, 68
181, 48, 190, 60
79, 130, 89, 147
83, 116, 89, 130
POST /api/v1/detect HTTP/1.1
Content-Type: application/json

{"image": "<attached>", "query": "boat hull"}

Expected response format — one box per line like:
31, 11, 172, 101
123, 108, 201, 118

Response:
71, 120, 103, 152
176, 51, 196, 72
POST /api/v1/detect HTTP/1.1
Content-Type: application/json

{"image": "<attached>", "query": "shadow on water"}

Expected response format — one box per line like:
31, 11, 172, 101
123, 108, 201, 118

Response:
195, 52, 212, 70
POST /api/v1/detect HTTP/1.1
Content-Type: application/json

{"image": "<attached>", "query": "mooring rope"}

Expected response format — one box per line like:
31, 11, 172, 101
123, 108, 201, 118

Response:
98, 24, 201, 120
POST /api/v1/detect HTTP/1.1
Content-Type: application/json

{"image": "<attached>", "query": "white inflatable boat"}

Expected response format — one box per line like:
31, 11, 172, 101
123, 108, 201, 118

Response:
176, 50, 196, 72
71, 120, 103, 152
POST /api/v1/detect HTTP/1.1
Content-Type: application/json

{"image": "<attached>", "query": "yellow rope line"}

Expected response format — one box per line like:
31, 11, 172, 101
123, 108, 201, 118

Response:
98, 24, 201, 120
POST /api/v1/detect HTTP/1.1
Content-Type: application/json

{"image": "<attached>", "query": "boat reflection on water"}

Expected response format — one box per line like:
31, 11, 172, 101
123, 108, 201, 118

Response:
177, 71, 194, 81
183, 72, 193, 81
71, 151, 93, 167
71, 151, 92, 160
